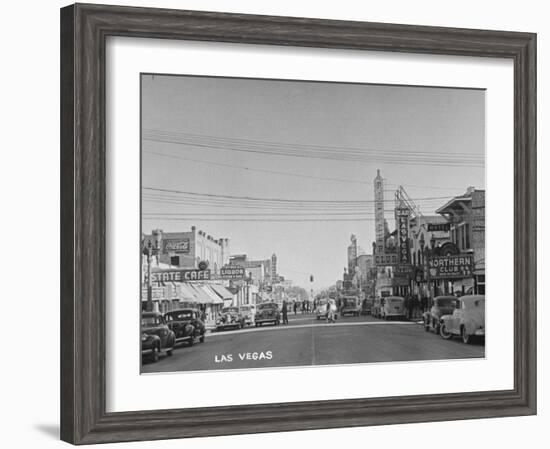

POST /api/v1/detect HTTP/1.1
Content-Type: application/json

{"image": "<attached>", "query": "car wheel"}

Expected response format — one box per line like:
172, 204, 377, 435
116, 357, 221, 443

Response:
440, 323, 453, 340
188, 337, 194, 347
199, 335, 205, 343
167, 348, 173, 357
461, 326, 472, 344
151, 346, 159, 363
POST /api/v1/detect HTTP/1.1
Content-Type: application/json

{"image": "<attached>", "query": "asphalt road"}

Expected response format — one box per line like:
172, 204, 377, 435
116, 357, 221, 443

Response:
141, 313, 484, 373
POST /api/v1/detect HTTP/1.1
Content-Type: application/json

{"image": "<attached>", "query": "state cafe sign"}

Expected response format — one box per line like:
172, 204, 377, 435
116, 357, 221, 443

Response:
149, 269, 211, 282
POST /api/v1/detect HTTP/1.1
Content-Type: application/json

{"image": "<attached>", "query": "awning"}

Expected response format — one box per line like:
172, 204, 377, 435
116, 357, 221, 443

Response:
202, 285, 224, 305
178, 283, 198, 302
210, 284, 235, 301
189, 284, 214, 304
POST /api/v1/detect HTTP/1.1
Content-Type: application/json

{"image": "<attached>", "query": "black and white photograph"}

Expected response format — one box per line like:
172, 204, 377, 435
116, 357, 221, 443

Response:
140, 74, 486, 373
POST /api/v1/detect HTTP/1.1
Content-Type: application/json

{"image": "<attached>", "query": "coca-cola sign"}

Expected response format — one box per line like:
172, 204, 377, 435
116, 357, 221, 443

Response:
163, 238, 190, 253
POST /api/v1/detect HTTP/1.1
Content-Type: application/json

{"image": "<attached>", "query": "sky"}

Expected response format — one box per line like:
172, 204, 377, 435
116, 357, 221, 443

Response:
141, 74, 485, 291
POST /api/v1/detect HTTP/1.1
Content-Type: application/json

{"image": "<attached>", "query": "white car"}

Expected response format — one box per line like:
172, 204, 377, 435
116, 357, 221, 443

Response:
440, 295, 485, 344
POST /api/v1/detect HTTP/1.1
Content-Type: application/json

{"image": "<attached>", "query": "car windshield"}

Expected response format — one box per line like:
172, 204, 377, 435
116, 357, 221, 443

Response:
141, 316, 162, 327
258, 303, 276, 310
167, 311, 193, 320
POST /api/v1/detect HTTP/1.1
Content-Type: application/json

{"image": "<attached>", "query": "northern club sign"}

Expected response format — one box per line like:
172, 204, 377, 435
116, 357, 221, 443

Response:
149, 269, 211, 282
427, 255, 474, 279
220, 266, 246, 280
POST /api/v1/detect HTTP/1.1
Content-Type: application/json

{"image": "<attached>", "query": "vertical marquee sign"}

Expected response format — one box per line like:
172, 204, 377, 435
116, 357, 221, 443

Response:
396, 207, 410, 264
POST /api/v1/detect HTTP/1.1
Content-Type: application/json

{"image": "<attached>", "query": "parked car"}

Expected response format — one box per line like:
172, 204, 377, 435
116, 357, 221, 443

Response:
361, 297, 374, 315
315, 299, 338, 320
341, 296, 361, 317
372, 297, 384, 318
216, 306, 245, 331
239, 305, 256, 326
381, 296, 406, 320
164, 308, 206, 346
255, 302, 281, 326
141, 333, 161, 362
422, 296, 458, 334
141, 311, 175, 362
440, 295, 485, 344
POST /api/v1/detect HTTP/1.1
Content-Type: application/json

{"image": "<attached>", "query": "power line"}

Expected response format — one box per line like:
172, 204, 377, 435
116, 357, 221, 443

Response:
143, 129, 484, 168
142, 187, 454, 204
143, 150, 369, 185
144, 129, 483, 159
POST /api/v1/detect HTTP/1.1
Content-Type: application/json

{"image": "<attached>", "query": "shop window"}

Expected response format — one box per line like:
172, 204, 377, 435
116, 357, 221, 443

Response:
170, 256, 179, 266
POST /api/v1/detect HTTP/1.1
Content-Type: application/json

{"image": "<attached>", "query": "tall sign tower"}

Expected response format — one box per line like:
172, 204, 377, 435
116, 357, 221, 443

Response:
374, 169, 385, 256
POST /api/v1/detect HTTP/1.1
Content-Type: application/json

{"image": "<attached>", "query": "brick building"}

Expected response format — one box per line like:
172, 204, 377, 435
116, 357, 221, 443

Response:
143, 226, 230, 274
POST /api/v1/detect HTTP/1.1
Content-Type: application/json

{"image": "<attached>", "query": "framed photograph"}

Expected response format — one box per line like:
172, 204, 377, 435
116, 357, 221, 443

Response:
60, 3, 536, 445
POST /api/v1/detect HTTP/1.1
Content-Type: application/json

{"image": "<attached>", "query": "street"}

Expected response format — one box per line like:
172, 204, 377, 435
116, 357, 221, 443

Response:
141, 313, 484, 373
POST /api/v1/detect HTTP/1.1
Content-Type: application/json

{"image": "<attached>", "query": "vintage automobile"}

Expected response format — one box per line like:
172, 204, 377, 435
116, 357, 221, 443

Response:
141, 311, 175, 362
254, 302, 281, 326
341, 296, 361, 317
164, 308, 206, 346
372, 297, 384, 318
315, 298, 338, 321
239, 304, 256, 326
216, 306, 245, 331
361, 297, 374, 315
141, 333, 161, 362
422, 295, 458, 334
440, 295, 485, 344
381, 296, 406, 320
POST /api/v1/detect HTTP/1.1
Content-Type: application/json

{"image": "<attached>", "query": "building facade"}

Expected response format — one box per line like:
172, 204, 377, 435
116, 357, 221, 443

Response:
435, 188, 485, 295
142, 226, 230, 274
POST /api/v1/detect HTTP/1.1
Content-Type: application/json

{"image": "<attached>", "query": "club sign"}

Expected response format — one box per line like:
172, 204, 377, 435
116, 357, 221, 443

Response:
428, 255, 474, 279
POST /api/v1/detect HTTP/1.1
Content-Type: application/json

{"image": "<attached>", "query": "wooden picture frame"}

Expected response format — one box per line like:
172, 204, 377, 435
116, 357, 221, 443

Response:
60, 3, 536, 444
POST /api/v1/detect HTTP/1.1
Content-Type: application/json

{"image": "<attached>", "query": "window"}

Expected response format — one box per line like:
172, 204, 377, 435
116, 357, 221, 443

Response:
170, 256, 179, 266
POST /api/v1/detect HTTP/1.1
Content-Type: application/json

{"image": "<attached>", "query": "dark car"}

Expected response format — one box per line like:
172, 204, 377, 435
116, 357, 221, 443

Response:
164, 308, 206, 346
422, 296, 458, 334
361, 297, 374, 316
254, 302, 281, 326
216, 306, 245, 331
341, 296, 361, 317
141, 311, 175, 362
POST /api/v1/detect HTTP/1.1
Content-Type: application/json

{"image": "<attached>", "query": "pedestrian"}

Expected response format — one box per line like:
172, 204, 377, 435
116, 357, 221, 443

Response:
282, 300, 289, 325
293, 301, 297, 315
326, 301, 335, 323
407, 295, 413, 320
